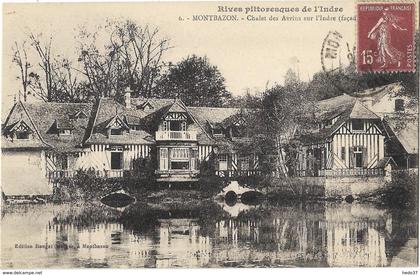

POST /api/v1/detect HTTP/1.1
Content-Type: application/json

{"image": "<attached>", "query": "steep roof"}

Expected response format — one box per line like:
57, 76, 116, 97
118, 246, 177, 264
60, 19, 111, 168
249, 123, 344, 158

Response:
2, 97, 256, 150
316, 93, 356, 120
2, 101, 93, 152
353, 82, 403, 105
188, 106, 241, 126
386, 117, 418, 154
299, 99, 381, 144
84, 98, 154, 145
349, 100, 380, 119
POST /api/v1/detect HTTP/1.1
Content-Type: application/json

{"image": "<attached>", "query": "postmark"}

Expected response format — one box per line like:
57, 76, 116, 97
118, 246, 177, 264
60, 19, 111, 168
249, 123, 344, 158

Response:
357, 3, 416, 73
320, 30, 361, 93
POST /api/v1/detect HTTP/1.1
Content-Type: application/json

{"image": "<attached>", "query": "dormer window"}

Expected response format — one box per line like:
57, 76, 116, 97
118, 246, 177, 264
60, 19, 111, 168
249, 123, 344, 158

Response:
5, 120, 33, 141
110, 128, 123, 135
104, 115, 129, 137
16, 131, 30, 140
59, 129, 72, 136
47, 119, 74, 136
138, 101, 154, 111
130, 125, 141, 131
324, 119, 332, 128
213, 128, 223, 136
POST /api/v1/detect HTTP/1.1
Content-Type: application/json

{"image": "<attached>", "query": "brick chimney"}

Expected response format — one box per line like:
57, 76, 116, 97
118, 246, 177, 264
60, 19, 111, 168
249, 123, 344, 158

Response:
124, 87, 131, 108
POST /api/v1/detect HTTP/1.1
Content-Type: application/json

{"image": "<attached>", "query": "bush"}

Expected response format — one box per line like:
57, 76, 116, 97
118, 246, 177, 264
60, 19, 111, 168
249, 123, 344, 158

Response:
235, 174, 266, 189
53, 169, 150, 202
198, 175, 226, 198
379, 171, 418, 208
199, 153, 216, 177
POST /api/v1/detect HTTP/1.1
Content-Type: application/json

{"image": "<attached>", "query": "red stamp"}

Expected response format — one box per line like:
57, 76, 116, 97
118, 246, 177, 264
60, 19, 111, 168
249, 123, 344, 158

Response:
357, 3, 415, 73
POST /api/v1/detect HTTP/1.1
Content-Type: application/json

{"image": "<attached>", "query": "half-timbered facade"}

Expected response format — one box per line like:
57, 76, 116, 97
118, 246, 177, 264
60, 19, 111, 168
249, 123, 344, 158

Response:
296, 97, 388, 177
1, 91, 260, 195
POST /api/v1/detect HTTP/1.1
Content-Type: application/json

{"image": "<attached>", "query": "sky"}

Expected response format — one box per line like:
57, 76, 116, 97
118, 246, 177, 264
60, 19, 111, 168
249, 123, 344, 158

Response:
2, 1, 356, 113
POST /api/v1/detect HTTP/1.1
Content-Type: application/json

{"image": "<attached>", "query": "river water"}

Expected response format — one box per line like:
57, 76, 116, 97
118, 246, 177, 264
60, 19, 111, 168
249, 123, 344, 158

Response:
1, 199, 417, 268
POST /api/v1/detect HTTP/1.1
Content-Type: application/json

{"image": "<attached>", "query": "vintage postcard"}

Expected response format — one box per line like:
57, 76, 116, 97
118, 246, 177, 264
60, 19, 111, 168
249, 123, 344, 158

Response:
1, 0, 419, 270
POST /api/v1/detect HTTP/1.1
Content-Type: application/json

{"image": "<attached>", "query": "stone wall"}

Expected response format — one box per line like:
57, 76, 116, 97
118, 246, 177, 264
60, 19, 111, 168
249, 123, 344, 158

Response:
294, 176, 387, 198
324, 176, 386, 198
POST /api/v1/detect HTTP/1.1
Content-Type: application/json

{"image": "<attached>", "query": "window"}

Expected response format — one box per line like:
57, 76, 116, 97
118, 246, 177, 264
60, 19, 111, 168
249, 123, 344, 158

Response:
61, 155, 68, 170
110, 128, 123, 135
324, 119, 332, 127
171, 161, 189, 170
341, 147, 346, 161
213, 128, 223, 136
218, 154, 228, 162
111, 152, 123, 170
353, 146, 363, 168
130, 125, 141, 131
219, 154, 228, 170
170, 148, 189, 160
352, 119, 364, 131
170, 121, 182, 131
170, 148, 189, 170
59, 129, 72, 135
16, 132, 30, 140
356, 229, 367, 244
395, 99, 405, 112
239, 156, 250, 170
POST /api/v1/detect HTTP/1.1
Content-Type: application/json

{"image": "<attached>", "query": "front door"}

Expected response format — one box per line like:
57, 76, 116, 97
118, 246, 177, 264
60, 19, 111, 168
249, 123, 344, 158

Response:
111, 152, 123, 170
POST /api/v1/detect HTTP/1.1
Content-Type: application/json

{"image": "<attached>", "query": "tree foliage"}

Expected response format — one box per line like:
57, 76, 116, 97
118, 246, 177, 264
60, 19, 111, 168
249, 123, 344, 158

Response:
155, 55, 232, 107
76, 19, 170, 100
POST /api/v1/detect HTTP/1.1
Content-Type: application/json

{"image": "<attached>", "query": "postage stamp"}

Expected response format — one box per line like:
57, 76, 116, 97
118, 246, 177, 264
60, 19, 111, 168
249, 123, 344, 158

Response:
357, 3, 416, 73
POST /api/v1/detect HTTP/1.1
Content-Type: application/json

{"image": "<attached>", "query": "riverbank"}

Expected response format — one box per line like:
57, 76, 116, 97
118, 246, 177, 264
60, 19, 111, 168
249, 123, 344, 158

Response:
3, 170, 417, 210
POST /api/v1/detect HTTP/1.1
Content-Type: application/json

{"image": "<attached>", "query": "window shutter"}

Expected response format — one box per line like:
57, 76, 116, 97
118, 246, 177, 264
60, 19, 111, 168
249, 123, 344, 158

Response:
362, 147, 368, 167
349, 147, 354, 168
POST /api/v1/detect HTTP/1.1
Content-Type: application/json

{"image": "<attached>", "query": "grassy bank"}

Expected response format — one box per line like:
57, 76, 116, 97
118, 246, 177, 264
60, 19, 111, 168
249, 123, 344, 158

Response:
52, 170, 226, 203
359, 171, 418, 209
44, 170, 420, 208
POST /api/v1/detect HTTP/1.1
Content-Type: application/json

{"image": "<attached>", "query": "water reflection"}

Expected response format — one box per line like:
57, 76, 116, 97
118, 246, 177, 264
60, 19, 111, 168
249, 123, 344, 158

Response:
1, 200, 417, 268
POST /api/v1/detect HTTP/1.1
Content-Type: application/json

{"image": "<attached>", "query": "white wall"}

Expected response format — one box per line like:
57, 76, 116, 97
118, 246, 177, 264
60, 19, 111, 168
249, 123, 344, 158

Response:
2, 150, 52, 196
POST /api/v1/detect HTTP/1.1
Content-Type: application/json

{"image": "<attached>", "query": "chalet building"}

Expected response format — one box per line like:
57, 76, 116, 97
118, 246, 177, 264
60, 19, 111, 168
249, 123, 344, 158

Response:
353, 83, 418, 169
353, 82, 418, 119
1, 91, 259, 196
295, 82, 418, 177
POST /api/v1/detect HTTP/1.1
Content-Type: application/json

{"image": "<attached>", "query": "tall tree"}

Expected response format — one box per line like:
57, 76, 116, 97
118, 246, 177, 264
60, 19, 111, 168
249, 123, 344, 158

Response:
27, 33, 80, 102
156, 55, 232, 107
256, 70, 317, 178
12, 41, 31, 102
28, 33, 56, 102
76, 19, 170, 99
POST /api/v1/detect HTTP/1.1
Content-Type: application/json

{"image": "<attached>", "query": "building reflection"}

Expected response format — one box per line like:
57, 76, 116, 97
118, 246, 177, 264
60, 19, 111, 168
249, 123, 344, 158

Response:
209, 202, 391, 267
29, 201, 395, 267
323, 203, 390, 267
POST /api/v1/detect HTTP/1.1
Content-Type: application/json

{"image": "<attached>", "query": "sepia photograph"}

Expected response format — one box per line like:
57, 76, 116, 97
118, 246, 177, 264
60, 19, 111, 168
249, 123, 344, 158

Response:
1, 0, 418, 270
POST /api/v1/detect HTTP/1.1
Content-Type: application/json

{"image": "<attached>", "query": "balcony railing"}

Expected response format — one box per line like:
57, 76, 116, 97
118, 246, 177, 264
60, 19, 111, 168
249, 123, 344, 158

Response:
296, 168, 385, 177
155, 131, 197, 141
215, 170, 261, 178
48, 169, 125, 180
